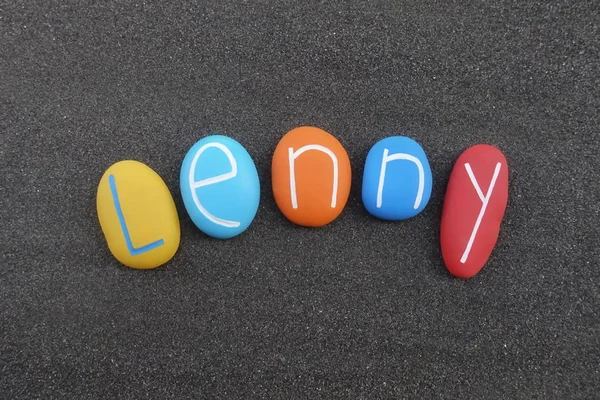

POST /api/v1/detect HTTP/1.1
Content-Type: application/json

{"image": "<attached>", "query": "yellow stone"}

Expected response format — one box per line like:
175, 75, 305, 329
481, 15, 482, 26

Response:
96, 160, 180, 269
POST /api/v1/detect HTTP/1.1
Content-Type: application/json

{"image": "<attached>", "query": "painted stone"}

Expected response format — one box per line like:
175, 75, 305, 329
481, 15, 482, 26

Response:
271, 126, 351, 227
362, 136, 433, 220
96, 160, 180, 269
180, 135, 260, 239
440, 144, 509, 278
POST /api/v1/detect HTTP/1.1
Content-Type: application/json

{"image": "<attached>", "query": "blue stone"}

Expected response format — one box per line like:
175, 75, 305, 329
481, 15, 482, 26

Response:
361, 136, 432, 220
180, 135, 260, 239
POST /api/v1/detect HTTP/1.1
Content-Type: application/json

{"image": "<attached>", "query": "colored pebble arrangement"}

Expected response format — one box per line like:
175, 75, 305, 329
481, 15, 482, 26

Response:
96, 126, 509, 279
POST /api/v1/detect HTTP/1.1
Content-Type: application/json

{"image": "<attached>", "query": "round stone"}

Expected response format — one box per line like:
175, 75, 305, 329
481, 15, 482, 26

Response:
362, 136, 433, 220
271, 126, 352, 227
96, 160, 180, 269
180, 135, 260, 239
440, 144, 509, 278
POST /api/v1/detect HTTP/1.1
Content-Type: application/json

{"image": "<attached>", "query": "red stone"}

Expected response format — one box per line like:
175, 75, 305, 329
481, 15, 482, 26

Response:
440, 144, 509, 278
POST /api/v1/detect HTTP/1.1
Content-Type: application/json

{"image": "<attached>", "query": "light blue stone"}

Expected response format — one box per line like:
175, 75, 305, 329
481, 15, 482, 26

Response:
361, 136, 432, 220
180, 135, 260, 239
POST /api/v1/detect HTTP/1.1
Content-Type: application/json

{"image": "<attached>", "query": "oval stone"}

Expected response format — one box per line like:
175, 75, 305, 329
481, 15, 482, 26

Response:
361, 136, 433, 220
440, 144, 509, 278
96, 160, 180, 269
180, 135, 260, 239
271, 126, 351, 227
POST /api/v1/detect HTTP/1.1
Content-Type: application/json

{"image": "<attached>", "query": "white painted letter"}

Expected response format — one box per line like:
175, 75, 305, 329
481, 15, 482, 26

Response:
288, 145, 339, 209
189, 142, 241, 228
377, 148, 425, 210
460, 162, 502, 263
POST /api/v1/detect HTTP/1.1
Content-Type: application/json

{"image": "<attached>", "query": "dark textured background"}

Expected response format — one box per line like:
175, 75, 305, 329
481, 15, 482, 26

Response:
1, 1, 599, 398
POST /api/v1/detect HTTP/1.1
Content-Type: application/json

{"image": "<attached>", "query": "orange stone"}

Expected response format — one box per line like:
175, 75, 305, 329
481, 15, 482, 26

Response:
271, 126, 352, 227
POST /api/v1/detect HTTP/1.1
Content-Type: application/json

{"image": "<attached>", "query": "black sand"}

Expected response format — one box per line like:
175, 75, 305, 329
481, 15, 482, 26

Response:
2, 1, 598, 398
